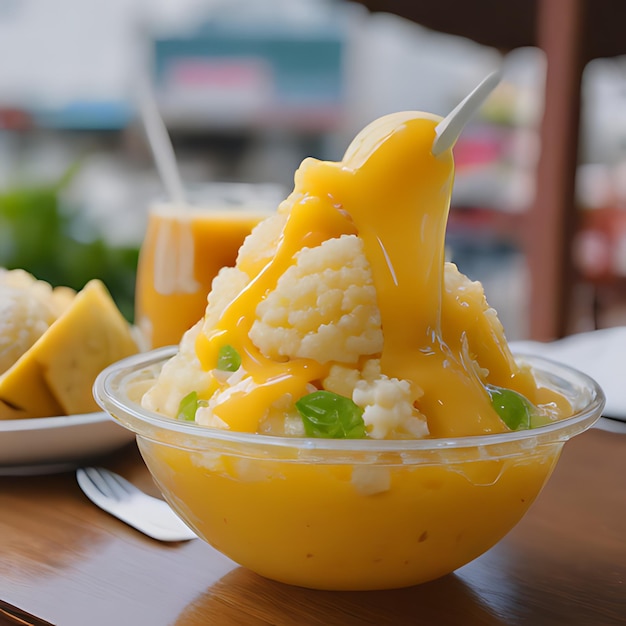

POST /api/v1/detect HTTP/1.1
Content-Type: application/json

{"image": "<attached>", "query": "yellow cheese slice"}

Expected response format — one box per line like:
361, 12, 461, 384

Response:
0, 279, 138, 419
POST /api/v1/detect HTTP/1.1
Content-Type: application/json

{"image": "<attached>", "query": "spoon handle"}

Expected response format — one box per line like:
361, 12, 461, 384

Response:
432, 71, 502, 156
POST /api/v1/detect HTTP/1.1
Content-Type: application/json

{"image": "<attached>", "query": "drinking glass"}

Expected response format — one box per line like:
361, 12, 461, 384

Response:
135, 183, 282, 348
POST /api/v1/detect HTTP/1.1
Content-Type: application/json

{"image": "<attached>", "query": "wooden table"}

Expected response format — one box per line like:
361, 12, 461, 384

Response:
1, 426, 625, 626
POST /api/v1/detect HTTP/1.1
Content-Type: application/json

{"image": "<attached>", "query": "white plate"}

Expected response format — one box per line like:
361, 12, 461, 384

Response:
511, 327, 626, 421
0, 412, 136, 475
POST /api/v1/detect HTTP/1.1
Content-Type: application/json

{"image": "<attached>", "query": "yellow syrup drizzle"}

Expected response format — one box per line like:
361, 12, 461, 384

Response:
195, 193, 357, 430
195, 111, 561, 436
305, 114, 508, 437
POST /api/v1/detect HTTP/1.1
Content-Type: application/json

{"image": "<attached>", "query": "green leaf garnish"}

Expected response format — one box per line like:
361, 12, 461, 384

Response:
217, 345, 241, 372
295, 390, 367, 439
486, 385, 536, 431
177, 391, 199, 421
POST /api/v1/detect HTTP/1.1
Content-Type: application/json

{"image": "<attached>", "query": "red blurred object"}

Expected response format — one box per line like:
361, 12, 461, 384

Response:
0, 107, 32, 130
574, 208, 626, 281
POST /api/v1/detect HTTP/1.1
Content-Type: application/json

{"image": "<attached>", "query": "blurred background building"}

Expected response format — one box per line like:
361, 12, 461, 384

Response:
2, 0, 626, 338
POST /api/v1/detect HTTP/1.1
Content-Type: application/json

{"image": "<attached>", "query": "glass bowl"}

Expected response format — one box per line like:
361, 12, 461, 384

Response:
94, 347, 605, 591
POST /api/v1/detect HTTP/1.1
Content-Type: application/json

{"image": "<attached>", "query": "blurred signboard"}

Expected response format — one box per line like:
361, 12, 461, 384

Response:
151, 17, 346, 133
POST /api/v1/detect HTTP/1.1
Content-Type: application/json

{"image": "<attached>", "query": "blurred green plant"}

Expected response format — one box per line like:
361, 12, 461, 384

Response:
0, 169, 139, 321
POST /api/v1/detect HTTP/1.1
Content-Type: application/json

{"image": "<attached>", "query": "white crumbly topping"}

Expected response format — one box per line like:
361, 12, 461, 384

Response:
249, 235, 383, 364
323, 359, 429, 439
141, 321, 211, 417
353, 375, 428, 440
0, 269, 75, 375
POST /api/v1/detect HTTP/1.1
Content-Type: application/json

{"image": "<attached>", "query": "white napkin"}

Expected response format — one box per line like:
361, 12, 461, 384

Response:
510, 327, 626, 421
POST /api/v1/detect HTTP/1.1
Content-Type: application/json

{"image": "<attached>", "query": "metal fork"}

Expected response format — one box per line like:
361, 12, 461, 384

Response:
76, 467, 197, 542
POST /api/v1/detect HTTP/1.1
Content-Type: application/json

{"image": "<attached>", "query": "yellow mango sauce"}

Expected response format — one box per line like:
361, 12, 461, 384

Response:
145, 112, 572, 589
192, 113, 567, 436
141, 438, 560, 590
135, 205, 266, 349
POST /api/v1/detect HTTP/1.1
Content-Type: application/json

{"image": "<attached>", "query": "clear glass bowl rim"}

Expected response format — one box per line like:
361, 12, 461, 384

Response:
94, 346, 606, 455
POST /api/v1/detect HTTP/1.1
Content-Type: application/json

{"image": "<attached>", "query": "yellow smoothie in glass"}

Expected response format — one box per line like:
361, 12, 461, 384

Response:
135, 203, 272, 349
135, 183, 282, 348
